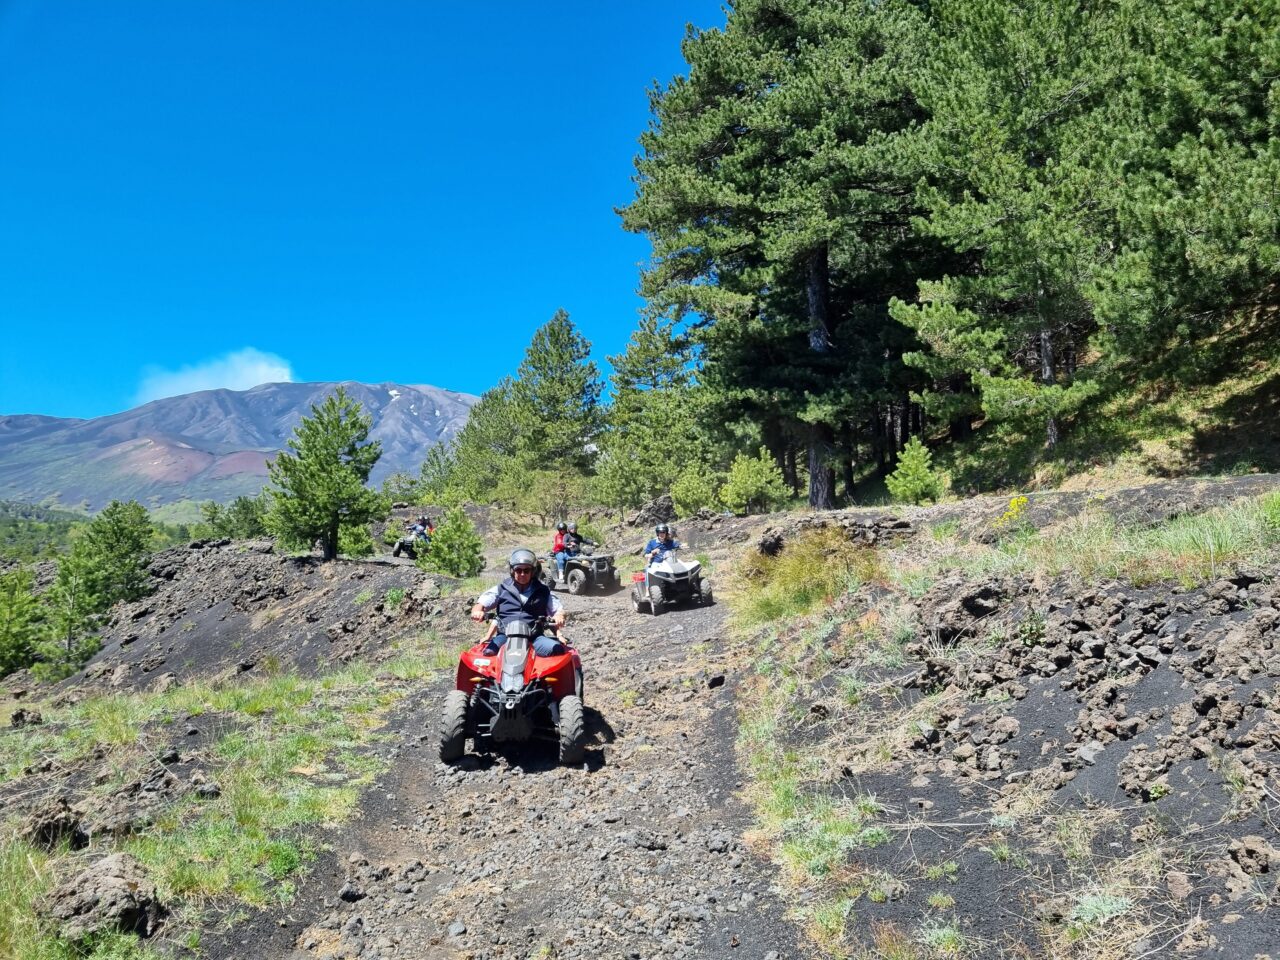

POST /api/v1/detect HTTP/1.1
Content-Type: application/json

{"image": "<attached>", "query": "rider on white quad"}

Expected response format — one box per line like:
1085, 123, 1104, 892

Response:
633, 523, 712, 615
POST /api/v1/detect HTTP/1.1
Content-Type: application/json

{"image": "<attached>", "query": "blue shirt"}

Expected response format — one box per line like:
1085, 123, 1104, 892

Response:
644, 537, 681, 563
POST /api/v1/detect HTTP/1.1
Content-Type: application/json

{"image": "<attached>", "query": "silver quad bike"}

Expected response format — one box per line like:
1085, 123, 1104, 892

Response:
630, 554, 713, 615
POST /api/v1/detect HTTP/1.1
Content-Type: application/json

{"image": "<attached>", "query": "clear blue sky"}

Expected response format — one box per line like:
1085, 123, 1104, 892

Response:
0, 1, 724, 418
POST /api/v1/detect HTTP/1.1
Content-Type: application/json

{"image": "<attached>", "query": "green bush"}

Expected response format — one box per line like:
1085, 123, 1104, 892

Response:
672, 463, 723, 516
416, 507, 485, 578
885, 436, 943, 505
0, 570, 41, 678
719, 448, 788, 516
1262, 491, 1280, 533
338, 523, 375, 558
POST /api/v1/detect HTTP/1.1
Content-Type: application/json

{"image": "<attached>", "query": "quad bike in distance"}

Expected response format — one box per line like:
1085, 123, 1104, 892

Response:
391, 523, 430, 560
438, 616, 587, 766
630, 553, 713, 615
542, 545, 620, 595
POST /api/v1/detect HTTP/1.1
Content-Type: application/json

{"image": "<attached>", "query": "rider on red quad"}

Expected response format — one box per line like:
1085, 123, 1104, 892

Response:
470, 548, 566, 655
551, 522, 569, 583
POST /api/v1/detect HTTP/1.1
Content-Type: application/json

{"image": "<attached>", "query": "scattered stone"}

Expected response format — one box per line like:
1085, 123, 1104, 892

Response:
21, 796, 87, 850
41, 853, 165, 940
10, 707, 42, 728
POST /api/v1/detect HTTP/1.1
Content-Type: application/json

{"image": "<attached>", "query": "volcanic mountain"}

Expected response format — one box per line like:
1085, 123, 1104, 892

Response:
0, 382, 475, 512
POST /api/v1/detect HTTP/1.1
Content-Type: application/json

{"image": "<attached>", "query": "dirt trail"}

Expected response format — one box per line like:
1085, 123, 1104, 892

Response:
207, 579, 798, 960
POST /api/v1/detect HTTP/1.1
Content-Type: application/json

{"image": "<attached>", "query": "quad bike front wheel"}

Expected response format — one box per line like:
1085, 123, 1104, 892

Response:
631, 586, 644, 613
567, 569, 587, 594
438, 690, 469, 762
558, 695, 586, 765
648, 584, 665, 616
701, 581, 714, 605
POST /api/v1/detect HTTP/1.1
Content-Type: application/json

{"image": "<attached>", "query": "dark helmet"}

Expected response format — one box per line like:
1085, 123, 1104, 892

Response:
508, 548, 537, 570
568, 522, 578, 532
556, 521, 567, 532
416, 516, 427, 525
655, 523, 670, 535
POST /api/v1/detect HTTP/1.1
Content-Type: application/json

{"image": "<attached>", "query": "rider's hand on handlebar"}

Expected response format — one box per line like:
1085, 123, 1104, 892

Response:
469, 605, 485, 622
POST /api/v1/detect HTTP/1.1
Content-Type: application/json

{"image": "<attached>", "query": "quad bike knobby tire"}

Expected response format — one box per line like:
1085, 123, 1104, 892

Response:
631, 588, 644, 614
438, 690, 469, 762
558, 694, 586, 765
701, 581, 714, 605
567, 569, 587, 595
648, 584, 665, 616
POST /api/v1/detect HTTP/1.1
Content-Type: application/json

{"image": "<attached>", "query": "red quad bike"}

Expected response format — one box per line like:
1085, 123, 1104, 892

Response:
438, 618, 587, 766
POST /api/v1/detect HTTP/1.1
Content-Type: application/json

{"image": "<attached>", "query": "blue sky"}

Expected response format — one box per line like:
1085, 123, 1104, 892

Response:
0, 1, 724, 418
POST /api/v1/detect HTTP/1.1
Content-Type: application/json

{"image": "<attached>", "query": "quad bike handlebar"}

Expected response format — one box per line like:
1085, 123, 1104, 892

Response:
471, 608, 567, 645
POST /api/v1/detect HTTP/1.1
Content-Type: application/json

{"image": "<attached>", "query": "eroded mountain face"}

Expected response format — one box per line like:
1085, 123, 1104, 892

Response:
0, 381, 475, 510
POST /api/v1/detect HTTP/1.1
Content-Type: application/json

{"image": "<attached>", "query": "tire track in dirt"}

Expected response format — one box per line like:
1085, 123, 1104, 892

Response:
207, 580, 799, 960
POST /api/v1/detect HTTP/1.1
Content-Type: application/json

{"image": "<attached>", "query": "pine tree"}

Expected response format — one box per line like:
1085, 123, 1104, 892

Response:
595, 318, 705, 513
513, 310, 602, 471
719, 447, 790, 516
266, 387, 384, 561
40, 542, 102, 675
623, 0, 934, 508
417, 506, 485, 578
0, 569, 41, 677
885, 435, 943, 505
83, 499, 154, 605
430, 378, 521, 504
892, 0, 1134, 448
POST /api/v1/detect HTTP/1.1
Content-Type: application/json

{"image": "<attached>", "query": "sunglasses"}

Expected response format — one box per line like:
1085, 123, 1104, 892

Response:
512, 566, 535, 574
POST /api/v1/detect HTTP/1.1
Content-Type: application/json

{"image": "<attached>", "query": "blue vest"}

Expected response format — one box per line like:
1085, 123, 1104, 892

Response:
494, 577, 551, 627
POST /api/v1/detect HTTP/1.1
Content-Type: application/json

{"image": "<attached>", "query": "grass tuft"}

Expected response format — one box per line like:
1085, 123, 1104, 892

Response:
731, 529, 883, 628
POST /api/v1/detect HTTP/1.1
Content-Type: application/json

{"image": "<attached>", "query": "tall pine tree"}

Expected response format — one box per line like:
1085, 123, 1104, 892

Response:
624, 0, 933, 507
513, 309, 603, 472
266, 387, 384, 561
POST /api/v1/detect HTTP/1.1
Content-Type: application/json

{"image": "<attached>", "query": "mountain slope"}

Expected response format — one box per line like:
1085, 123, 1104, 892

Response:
0, 381, 475, 510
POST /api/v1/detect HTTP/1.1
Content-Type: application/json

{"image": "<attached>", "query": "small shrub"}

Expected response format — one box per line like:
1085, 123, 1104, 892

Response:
338, 522, 375, 558
416, 507, 485, 578
1016, 611, 1045, 647
923, 860, 959, 883
1261, 491, 1280, 533
353, 589, 374, 606
384, 587, 405, 610
916, 919, 967, 954
927, 891, 956, 910
1069, 891, 1132, 927
672, 463, 723, 515
719, 448, 788, 516
885, 436, 943, 505
993, 495, 1032, 539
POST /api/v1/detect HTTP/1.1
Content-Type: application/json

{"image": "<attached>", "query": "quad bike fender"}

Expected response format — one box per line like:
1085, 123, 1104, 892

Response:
456, 642, 501, 692
528, 647, 581, 702
456, 640, 580, 700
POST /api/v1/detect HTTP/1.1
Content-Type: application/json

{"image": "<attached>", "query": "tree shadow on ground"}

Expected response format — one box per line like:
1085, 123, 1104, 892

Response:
940, 298, 1280, 493
1158, 374, 1280, 476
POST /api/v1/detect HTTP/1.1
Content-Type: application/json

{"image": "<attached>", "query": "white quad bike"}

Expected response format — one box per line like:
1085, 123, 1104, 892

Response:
631, 553, 713, 615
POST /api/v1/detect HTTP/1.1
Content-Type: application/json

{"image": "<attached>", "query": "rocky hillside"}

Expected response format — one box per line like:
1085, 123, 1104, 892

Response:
733, 476, 1280, 958
0, 381, 475, 511
0, 476, 1277, 960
